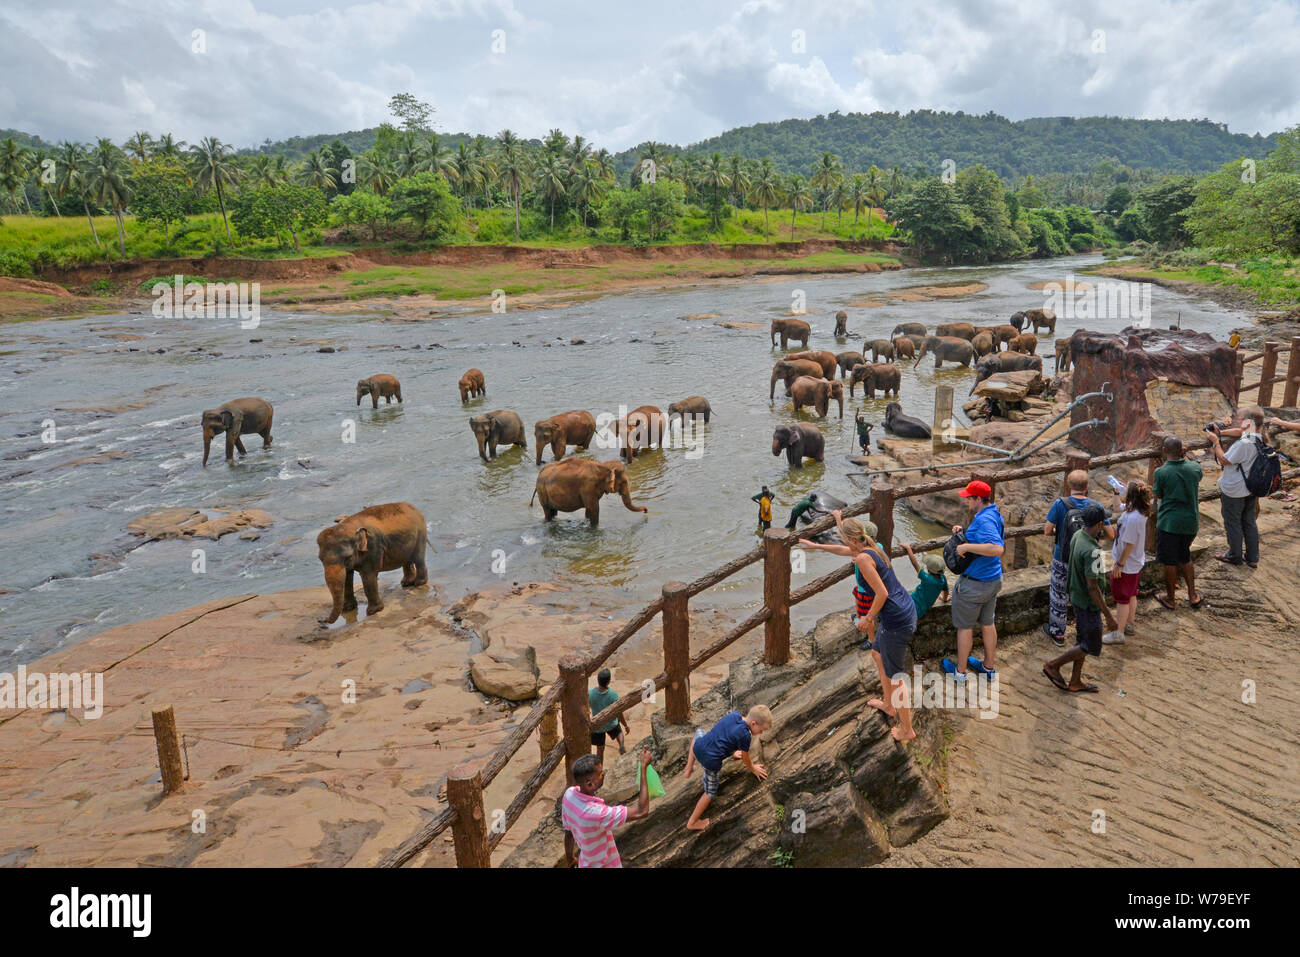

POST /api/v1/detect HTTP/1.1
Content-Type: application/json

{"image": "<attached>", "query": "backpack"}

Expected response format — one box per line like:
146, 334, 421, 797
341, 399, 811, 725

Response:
1239, 436, 1283, 497
943, 530, 974, 575
1054, 498, 1091, 557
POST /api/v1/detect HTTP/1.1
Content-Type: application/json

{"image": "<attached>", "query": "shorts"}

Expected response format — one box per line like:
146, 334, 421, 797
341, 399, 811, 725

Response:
1155, 529, 1194, 566
1110, 571, 1140, 603
871, 616, 917, 680
951, 575, 1002, 630
590, 727, 621, 746
693, 729, 721, 797
853, 587, 875, 617
1074, 605, 1102, 656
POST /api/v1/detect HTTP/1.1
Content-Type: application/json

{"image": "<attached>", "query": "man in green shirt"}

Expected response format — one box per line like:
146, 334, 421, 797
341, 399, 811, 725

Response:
588, 668, 629, 765
785, 494, 816, 530
1043, 504, 1118, 694
1151, 435, 1204, 610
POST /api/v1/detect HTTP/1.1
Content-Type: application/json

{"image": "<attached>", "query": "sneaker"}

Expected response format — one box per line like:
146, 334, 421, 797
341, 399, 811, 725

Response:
1041, 623, 1065, 648
1102, 630, 1125, 645
940, 658, 967, 681
1123, 623, 1135, 636
966, 656, 996, 677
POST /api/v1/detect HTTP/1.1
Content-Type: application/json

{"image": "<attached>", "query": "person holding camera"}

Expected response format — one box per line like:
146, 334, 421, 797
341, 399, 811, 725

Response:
1208, 407, 1265, 568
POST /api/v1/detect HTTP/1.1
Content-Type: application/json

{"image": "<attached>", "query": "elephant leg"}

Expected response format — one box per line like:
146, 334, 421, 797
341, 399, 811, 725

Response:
361, 571, 383, 614
234, 435, 248, 456
401, 563, 415, 586
585, 497, 601, 526
412, 548, 428, 586
396, 388, 403, 403
260, 428, 272, 449
342, 570, 358, 611
225, 435, 236, 461
372, 394, 379, 409
703, 411, 710, 424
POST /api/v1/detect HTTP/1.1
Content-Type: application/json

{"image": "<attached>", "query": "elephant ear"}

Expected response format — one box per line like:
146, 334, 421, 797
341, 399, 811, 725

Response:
220, 409, 234, 430
354, 527, 371, 555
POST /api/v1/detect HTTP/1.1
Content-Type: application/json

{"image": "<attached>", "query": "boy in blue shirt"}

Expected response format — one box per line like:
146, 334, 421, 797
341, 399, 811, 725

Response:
903, 542, 949, 618
683, 705, 772, 831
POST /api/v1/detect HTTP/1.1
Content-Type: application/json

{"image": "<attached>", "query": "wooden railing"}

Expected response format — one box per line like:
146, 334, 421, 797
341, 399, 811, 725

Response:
1237, 336, 1300, 407
377, 422, 1273, 868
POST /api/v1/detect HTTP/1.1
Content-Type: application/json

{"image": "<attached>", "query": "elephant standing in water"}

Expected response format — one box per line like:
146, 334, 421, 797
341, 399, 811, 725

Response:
789, 376, 844, 418
771, 317, 811, 349
534, 410, 597, 466
667, 396, 713, 423
1022, 308, 1057, 335
458, 368, 486, 403
849, 362, 901, 398
784, 350, 838, 378
612, 405, 668, 461
316, 502, 428, 624
891, 322, 927, 339
771, 358, 827, 399
773, 423, 825, 467
864, 338, 895, 362
201, 397, 273, 466
532, 459, 647, 526
357, 374, 402, 408
834, 310, 848, 337
914, 336, 975, 369
471, 410, 528, 461
836, 351, 866, 378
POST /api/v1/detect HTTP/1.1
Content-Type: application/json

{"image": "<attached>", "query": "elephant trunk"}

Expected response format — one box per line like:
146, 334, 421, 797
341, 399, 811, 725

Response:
836, 394, 844, 419
322, 563, 347, 623
356, 385, 364, 406
475, 432, 489, 462
770, 370, 779, 401
616, 476, 647, 513
202, 427, 215, 467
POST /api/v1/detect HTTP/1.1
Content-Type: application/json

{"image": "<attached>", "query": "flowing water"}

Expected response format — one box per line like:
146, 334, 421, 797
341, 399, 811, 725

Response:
0, 254, 1247, 668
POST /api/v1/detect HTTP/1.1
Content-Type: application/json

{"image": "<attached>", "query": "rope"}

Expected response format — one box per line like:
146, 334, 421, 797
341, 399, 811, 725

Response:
180, 732, 447, 754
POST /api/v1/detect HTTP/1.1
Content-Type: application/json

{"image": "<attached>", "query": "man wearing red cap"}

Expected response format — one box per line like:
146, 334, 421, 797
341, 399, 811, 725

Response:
943, 480, 1005, 682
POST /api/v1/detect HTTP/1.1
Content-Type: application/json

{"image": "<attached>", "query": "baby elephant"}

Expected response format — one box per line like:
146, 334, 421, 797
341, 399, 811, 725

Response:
1055, 338, 1073, 372
667, 396, 713, 423
458, 368, 486, 403
357, 374, 402, 409
201, 397, 273, 466
470, 410, 528, 462
864, 338, 895, 362
884, 402, 932, 440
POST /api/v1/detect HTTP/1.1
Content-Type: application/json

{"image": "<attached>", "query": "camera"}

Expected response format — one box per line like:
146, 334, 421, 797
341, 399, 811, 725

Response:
1203, 422, 1220, 433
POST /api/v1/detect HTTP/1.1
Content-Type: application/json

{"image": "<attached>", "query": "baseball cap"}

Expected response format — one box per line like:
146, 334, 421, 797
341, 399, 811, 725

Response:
959, 480, 993, 498
923, 554, 946, 575
1080, 503, 1107, 527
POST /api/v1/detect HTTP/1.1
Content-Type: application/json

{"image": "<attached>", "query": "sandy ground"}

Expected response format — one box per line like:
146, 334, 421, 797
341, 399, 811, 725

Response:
885, 499, 1300, 867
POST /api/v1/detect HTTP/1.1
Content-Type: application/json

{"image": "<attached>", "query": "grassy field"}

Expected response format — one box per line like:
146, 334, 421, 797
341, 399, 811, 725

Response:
1088, 255, 1300, 308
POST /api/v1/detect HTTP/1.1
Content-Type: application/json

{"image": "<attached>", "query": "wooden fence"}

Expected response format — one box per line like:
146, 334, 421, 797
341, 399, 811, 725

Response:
378, 420, 1281, 867
1236, 336, 1300, 407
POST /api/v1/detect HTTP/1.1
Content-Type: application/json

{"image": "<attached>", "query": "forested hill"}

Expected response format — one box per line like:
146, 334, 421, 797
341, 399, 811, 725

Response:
659, 111, 1277, 178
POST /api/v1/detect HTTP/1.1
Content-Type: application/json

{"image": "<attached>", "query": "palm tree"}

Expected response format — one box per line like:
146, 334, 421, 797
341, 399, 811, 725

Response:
698, 153, 731, 231
591, 148, 615, 183
495, 129, 529, 241
426, 133, 457, 184
752, 159, 782, 239
396, 137, 424, 178
55, 141, 100, 246
189, 137, 239, 240
726, 154, 750, 209
250, 154, 290, 188
846, 174, 869, 239
568, 162, 605, 228
155, 134, 187, 159
567, 134, 592, 172
35, 148, 61, 215
864, 165, 886, 238
0, 139, 35, 214
124, 131, 155, 163
84, 138, 132, 254
452, 142, 485, 209
356, 153, 396, 196
637, 141, 667, 186
297, 150, 338, 193
537, 154, 569, 230
787, 175, 813, 239
810, 152, 843, 231
888, 164, 903, 198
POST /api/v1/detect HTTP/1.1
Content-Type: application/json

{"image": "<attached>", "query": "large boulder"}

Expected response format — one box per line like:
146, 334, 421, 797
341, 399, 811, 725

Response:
468, 646, 539, 701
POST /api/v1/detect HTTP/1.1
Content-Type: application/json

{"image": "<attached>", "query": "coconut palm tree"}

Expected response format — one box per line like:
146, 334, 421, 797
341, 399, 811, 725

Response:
567, 134, 592, 172
495, 129, 529, 241
297, 150, 339, 193
536, 154, 569, 230
864, 165, 886, 238
84, 138, 132, 254
751, 159, 782, 239
0, 139, 35, 214
426, 133, 458, 184
155, 134, 187, 159
810, 152, 843, 231
451, 142, 484, 209
726, 154, 750, 209
591, 148, 615, 183
846, 174, 869, 239
396, 136, 424, 178
568, 162, 605, 228
787, 175, 812, 239
356, 152, 396, 196
249, 154, 290, 188
55, 141, 101, 246
34, 148, 61, 215
124, 131, 155, 163
189, 136, 239, 241
698, 153, 731, 231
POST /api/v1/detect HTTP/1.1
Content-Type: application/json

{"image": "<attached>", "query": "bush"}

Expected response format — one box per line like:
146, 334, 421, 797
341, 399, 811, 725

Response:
0, 250, 33, 277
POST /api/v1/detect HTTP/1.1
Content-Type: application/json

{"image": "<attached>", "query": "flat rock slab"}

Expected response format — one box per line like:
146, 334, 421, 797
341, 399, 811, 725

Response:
126, 508, 273, 541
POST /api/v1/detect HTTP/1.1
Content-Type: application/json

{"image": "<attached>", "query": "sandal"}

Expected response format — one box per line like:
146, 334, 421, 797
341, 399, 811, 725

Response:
1042, 667, 1069, 692
1156, 594, 1177, 611
1189, 595, 1206, 609
1214, 553, 1243, 566
1067, 683, 1100, 693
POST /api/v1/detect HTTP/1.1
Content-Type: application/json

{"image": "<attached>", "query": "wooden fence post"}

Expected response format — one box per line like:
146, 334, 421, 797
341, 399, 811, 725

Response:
1234, 349, 1245, 405
1063, 451, 1091, 495
763, 528, 792, 666
1259, 341, 1280, 408
151, 706, 185, 795
868, 482, 895, 554
558, 654, 590, 785
662, 581, 691, 725
446, 765, 491, 868
1284, 337, 1300, 408
538, 701, 559, 764
1146, 431, 1171, 555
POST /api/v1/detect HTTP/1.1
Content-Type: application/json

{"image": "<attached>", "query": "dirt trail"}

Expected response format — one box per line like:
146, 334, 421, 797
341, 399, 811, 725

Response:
885, 503, 1300, 867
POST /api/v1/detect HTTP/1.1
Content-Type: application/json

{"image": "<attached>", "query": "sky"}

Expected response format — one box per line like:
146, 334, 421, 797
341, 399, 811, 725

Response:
2, 0, 1298, 151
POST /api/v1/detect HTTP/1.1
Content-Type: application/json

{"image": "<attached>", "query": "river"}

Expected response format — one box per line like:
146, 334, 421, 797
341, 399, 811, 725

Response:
0, 254, 1247, 668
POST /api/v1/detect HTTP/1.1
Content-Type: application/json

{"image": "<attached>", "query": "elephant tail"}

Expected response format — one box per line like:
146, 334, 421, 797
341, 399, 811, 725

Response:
529, 487, 538, 508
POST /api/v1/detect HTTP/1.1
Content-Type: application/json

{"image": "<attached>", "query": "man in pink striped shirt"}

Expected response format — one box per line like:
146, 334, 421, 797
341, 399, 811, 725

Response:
562, 749, 652, 867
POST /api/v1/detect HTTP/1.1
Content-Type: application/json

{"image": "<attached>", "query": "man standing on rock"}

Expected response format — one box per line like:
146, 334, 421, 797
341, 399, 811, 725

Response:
1042, 470, 1113, 647
1152, 436, 1204, 610
562, 750, 652, 868
943, 480, 1004, 681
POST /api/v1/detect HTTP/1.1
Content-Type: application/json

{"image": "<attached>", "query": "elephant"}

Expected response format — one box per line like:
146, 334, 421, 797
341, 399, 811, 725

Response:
935, 322, 976, 341
771, 317, 811, 349
914, 335, 975, 369
534, 410, 597, 466
971, 332, 996, 358
458, 368, 486, 404
971, 353, 1044, 392
864, 338, 895, 362
785, 350, 838, 378
771, 358, 826, 399
667, 396, 713, 424
357, 374, 402, 409
316, 502, 428, 624
789, 376, 844, 419
1009, 332, 1039, 355
891, 322, 927, 339
836, 351, 866, 378
884, 402, 932, 440
612, 405, 667, 461
1023, 308, 1057, 335
773, 423, 825, 468
892, 336, 916, 360
1055, 339, 1073, 372
201, 397, 273, 466
834, 310, 848, 337
1009, 311, 1026, 332
991, 324, 1020, 349
849, 362, 901, 398
470, 410, 528, 461
531, 458, 647, 526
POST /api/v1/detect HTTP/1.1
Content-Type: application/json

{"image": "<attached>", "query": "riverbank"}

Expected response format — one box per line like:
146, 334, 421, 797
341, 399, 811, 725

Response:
1086, 259, 1300, 315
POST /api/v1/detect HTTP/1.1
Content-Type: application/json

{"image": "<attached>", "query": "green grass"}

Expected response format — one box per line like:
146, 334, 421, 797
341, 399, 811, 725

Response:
1087, 253, 1300, 307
